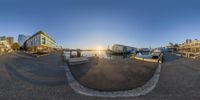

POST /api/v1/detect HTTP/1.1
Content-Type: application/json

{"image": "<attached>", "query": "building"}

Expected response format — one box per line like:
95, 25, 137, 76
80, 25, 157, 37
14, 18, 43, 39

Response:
18, 34, 31, 46
0, 36, 14, 45
137, 48, 151, 55
0, 36, 6, 41
24, 31, 59, 52
0, 38, 13, 55
112, 44, 137, 54
6, 37, 14, 45
178, 39, 200, 59
139, 48, 151, 52
165, 43, 178, 52
0, 36, 14, 54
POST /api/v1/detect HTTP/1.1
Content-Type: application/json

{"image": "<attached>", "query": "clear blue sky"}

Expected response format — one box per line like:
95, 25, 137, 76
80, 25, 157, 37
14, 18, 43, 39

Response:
0, 0, 200, 49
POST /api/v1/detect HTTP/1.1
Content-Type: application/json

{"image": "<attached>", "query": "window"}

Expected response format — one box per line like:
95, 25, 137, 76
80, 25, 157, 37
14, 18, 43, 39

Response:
42, 37, 46, 44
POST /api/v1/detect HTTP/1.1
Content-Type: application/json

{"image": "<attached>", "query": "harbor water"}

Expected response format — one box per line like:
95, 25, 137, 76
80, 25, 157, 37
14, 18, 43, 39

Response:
64, 50, 133, 59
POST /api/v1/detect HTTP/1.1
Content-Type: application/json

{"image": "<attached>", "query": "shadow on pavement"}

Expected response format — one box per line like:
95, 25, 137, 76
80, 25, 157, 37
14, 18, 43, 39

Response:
5, 63, 67, 86
68, 57, 158, 91
163, 52, 181, 63
69, 57, 98, 81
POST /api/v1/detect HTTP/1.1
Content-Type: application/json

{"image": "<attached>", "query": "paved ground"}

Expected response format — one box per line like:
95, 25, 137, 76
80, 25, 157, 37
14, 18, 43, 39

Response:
140, 52, 200, 100
69, 57, 157, 91
0, 52, 200, 99
0, 51, 70, 100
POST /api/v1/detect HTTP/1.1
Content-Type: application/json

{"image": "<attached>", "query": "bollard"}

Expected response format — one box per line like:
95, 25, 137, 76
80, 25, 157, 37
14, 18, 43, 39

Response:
70, 50, 72, 58
158, 53, 163, 63
77, 50, 81, 57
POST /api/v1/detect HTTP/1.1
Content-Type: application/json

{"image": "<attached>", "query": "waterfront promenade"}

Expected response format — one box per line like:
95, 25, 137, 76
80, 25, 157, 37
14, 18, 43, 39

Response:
142, 52, 200, 100
69, 57, 157, 91
0, 52, 200, 99
0, 51, 69, 99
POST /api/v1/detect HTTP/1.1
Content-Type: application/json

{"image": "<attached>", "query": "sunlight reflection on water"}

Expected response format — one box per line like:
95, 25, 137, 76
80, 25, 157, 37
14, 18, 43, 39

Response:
64, 51, 132, 59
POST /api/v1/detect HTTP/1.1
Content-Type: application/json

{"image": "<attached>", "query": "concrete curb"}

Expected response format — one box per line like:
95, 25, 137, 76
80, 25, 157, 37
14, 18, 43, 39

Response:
68, 57, 89, 65
64, 55, 162, 97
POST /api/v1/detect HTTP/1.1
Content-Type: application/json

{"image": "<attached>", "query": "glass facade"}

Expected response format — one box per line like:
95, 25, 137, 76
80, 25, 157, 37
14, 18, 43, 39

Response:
18, 34, 30, 46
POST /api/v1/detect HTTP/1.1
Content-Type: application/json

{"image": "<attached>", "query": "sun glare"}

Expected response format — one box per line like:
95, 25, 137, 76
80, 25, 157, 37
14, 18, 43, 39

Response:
98, 47, 101, 54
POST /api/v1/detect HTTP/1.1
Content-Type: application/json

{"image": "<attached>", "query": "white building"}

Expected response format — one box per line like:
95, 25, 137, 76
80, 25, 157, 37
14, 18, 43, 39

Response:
112, 44, 137, 53
178, 39, 200, 59
24, 31, 59, 52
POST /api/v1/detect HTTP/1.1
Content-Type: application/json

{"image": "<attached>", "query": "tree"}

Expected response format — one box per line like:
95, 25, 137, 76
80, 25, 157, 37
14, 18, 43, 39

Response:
11, 43, 20, 50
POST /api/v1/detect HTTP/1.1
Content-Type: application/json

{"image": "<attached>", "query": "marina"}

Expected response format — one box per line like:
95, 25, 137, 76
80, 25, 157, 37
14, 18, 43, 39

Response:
1, 0, 200, 99
67, 52, 158, 91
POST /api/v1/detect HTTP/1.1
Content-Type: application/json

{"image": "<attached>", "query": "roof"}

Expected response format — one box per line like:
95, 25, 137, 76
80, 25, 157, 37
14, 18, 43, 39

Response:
25, 30, 56, 43
113, 44, 136, 49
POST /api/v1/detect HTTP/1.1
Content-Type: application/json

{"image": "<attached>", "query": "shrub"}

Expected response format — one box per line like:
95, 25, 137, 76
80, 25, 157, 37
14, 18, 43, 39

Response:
11, 43, 20, 50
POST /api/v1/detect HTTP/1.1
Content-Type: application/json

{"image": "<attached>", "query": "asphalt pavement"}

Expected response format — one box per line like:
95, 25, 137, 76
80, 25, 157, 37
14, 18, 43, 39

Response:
0, 52, 200, 100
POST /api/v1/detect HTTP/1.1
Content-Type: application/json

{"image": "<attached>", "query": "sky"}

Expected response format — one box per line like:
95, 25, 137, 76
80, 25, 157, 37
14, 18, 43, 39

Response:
0, 0, 200, 49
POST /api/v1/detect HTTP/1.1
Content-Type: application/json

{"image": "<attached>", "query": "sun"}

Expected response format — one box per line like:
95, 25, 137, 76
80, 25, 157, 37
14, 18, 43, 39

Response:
98, 46, 101, 54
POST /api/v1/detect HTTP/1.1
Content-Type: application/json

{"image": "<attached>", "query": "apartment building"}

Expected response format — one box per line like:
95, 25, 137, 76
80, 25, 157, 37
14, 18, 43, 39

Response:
24, 31, 59, 52
178, 39, 200, 59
